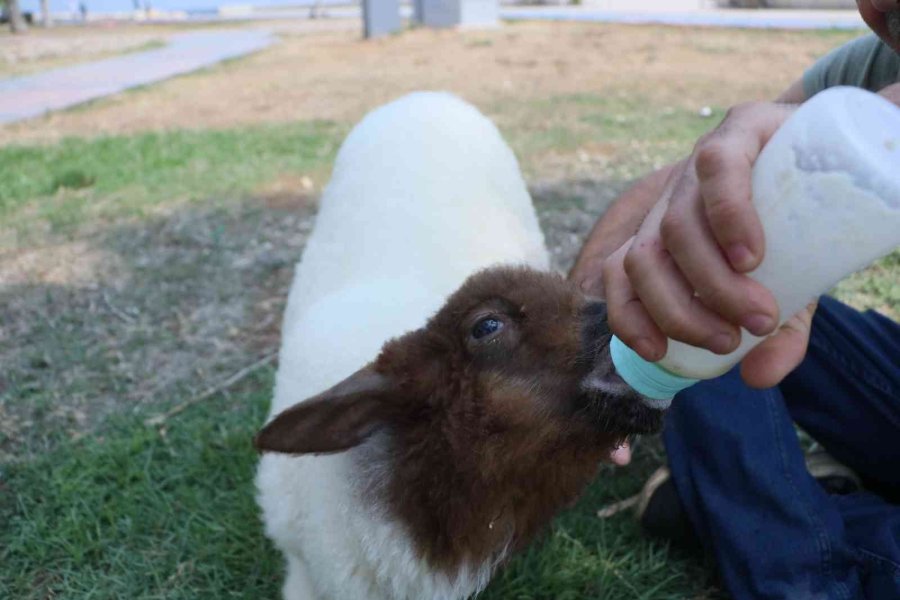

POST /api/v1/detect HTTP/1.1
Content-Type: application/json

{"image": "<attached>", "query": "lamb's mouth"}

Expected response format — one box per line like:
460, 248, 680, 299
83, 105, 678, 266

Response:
578, 340, 665, 435
578, 301, 668, 433
579, 368, 665, 435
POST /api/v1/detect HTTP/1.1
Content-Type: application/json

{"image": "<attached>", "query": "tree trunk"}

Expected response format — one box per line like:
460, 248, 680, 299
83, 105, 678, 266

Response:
6, 0, 28, 33
41, 0, 52, 27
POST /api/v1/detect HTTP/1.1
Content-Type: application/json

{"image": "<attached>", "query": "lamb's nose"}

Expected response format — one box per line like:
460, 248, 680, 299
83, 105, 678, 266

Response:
580, 301, 610, 349
581, 301, 607, 320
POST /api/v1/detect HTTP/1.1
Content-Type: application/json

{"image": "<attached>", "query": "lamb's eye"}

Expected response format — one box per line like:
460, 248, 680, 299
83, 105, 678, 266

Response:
471, 317, 504, 340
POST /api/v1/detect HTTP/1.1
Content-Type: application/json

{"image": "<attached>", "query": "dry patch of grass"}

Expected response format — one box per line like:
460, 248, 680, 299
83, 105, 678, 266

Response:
0, 20, 856, 149
0, 200, 311, 463
0, 240, 123, 287
0, 123, 338, 462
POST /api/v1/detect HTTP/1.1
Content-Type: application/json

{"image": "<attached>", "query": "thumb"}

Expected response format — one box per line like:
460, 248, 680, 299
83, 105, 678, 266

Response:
740, 301, 817, 389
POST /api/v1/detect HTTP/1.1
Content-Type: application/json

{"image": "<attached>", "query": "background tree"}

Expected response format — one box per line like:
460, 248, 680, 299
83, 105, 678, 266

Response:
4, 0, 28, 33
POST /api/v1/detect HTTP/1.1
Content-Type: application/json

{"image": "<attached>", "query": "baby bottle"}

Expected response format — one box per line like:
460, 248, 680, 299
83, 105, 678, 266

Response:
611, 86, 900, 408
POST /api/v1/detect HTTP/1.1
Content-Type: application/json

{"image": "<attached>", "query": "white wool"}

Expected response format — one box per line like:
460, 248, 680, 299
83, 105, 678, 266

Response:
256, 92, 549, 600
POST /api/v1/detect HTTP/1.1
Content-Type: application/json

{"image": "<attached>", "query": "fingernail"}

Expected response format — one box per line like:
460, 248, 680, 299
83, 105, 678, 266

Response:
742, 313, 775, 336
726, 243, 755, 271
633, 338, 662, 362
708, 332, 737, 354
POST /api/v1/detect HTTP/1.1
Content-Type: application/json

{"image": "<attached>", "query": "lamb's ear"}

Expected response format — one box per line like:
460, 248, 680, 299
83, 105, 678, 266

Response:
254, 365, 394, 455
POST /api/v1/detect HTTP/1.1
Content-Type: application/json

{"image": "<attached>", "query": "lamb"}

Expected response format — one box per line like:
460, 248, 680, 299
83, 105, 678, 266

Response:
254, 92, 662, 600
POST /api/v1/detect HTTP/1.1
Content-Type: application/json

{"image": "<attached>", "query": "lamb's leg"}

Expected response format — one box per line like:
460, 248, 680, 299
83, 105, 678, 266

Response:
283, 554, 317, 600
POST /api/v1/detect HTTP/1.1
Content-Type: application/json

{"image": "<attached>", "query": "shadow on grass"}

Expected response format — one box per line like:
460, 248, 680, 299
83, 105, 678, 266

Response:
0, 194, 316, 463
1, 176, 619, 463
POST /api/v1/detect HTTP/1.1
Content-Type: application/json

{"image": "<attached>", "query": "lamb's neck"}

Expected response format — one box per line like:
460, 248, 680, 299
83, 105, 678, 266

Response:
362, 425, 608, 589
348, 432, 502, 600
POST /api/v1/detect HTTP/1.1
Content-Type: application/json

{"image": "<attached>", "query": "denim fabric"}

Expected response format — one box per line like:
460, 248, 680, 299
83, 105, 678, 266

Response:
664, 296, 900, 600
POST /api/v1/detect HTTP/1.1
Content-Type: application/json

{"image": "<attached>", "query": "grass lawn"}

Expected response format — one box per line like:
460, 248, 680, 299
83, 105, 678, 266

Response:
1, 373, 279, 599
0, 120, 341, 242
1, 19, 895, 600
1, 100, 724, 599
0, 368, 718, 599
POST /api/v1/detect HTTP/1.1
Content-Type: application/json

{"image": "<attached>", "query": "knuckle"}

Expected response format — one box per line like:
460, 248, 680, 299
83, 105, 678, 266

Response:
725, 101, 761, 121
622, 246, 646, 279
659, 210, 687, 248
704, 195, 745, 226
657, 306, 694, 342
691, 130, 718, 157
697, 284, 741, 320
694, 142, 731, 180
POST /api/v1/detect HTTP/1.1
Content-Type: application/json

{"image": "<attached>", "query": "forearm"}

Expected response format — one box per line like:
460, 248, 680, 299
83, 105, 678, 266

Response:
569, 161, 680, 291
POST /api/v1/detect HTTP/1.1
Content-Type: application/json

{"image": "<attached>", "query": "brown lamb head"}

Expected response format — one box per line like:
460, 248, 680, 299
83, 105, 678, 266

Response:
255, 266, 663, 576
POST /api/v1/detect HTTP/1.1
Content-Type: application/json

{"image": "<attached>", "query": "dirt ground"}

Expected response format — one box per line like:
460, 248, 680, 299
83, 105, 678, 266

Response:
0, 20, 854, 146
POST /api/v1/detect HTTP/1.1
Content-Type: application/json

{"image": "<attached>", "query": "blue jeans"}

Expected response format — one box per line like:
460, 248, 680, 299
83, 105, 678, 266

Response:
664, 296, 900, 599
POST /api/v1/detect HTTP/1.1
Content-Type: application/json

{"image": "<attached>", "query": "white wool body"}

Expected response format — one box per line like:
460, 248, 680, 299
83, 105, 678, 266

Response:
256, 92, 549, 600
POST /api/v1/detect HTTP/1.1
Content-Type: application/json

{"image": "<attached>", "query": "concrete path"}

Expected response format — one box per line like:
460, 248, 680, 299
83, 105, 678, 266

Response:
0, 29, 273, 125
501, 6, 866, 31
195, 6, 864, 31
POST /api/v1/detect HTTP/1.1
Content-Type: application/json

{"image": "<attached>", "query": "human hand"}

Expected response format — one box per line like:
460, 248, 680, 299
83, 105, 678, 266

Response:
570, 163, 680, 299
603, 101, 814, 388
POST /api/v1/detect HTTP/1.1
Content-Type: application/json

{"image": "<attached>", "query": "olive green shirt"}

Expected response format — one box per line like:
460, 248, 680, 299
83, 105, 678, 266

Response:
803, 34, 900, 97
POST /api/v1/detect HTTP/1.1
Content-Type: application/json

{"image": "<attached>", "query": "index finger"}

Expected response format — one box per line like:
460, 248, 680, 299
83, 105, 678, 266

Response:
694, 102, 795, 272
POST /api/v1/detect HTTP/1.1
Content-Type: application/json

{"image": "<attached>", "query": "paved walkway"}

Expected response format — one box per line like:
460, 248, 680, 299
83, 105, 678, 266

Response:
0, 29, 273, 125
176, 6, 863, 31
501, 7, 866, 31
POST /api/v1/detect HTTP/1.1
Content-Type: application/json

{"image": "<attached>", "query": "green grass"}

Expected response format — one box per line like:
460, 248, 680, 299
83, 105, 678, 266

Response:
0, 372, 281, 599
833, 248, 900, 319
3, 83, 895, 599
1, 93, 718, 244
0, 121, 342, 242
497, 94, 725, 179
573, 98, 725, 145
480, 459, 719, 600
0, 108, 722, 598
0, 369, 716, 599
